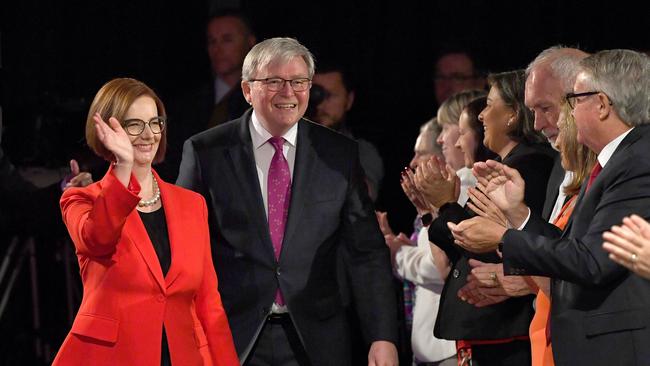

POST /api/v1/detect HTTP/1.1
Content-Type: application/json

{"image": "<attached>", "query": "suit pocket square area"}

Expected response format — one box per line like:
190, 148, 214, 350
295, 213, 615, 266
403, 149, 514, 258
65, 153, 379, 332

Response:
584, 308, 647, 337
71, 313, 120, 344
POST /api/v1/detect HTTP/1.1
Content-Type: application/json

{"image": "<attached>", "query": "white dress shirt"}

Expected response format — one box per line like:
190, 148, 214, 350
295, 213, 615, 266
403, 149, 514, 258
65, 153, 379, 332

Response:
214, 76, 233, 104
519, 127, 634, 229
249, 111, 298, 313
249, 111, 297, 217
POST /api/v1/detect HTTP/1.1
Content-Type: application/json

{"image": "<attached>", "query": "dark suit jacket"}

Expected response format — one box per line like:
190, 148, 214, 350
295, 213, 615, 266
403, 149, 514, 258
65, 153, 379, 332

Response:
503, 125, 650, 366
176, 110, 397, 365
542, 153, 567, 220
158, 81, 249, 182
429, 142, 555, 341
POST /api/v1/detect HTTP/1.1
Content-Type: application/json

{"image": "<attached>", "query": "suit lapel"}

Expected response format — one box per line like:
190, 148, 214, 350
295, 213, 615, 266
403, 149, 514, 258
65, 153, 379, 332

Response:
563, 126, 645, 238
155, 173, 184, 288
543, 155, 566, 220
226, 114, 276, 258
281, 120, 317, 256
123, 210, 166, 293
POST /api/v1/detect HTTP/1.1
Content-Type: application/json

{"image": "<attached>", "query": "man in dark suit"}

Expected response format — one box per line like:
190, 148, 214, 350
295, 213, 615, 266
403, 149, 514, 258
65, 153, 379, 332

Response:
160, 9, 256, 181
177, 37, 398, 366
451, 49, 650, 366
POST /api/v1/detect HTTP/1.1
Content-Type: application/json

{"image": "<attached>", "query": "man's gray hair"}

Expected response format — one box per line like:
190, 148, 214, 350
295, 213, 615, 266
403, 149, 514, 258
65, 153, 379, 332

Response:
579, 49, 650, 126
242, 37, 315, 80
526, 45, 588, 93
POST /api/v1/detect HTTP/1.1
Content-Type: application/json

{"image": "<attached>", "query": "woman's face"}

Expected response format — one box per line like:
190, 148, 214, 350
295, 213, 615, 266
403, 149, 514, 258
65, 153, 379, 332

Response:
124, 95, 160, 167
479, 86, 514, 154
436, 123, 464, 170
455, 110, 479, 168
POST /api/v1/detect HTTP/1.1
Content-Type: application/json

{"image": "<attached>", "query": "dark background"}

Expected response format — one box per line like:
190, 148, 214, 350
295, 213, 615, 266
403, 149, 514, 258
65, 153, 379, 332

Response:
0, 0, 648, 363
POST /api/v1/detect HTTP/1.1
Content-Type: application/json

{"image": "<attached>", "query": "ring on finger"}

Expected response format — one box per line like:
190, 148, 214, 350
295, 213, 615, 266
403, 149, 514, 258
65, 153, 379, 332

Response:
631, 253, 638, 263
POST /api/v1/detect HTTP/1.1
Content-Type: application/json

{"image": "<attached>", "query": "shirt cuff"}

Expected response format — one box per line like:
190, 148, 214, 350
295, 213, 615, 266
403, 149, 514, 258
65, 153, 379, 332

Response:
515, 208, 532, 230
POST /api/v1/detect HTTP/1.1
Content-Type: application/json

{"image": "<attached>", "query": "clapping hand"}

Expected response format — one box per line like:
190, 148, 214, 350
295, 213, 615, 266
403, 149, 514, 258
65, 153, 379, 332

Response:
414, 156, 459, 208
603, 214, 650, 280
376, 211, 413, 265
458, 259, 536, 307
472, 160, 529, 227
400, 168, 434, 215
466, 184, 508, 227
448, 216, 506, 253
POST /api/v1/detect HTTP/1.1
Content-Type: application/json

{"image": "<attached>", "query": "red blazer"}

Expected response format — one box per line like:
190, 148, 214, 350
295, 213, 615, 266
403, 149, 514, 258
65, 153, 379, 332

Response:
53, 168, 239, 366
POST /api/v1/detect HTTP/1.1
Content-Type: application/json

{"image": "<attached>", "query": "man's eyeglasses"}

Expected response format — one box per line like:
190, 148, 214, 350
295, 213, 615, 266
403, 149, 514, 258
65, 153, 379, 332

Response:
248, 78, 312, 92
122, 116, 166, 136
565, 91, 603, 109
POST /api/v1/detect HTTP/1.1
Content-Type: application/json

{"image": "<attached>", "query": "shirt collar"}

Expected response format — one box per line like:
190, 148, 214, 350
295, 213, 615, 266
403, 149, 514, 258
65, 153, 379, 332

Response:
598, 127, 633, 168
250, 110, 298, 149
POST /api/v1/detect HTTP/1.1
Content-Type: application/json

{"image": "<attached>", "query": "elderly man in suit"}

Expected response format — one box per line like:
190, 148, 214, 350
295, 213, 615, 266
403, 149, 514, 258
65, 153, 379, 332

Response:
451, 49, 650, 366
177, 37, 398, 366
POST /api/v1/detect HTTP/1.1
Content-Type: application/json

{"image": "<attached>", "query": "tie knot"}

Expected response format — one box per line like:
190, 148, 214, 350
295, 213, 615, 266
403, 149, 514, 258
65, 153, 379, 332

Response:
269, 137, 285, 151
591, 162, 603, 178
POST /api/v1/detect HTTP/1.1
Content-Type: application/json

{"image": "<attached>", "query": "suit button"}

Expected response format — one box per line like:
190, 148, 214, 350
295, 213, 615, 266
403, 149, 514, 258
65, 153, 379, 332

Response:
157, 294, 165, 302
452, 269, 460, 278
276, 266, 281, 276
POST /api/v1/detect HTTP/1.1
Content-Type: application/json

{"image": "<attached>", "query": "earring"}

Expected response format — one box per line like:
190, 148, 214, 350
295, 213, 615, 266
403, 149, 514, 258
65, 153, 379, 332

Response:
507, 120, 511, 127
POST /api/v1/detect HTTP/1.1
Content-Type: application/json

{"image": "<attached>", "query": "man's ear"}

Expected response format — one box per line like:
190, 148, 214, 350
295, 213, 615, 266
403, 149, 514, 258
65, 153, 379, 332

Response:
241, 80, 252, 105
597, 93, 612, 121
345, 91, 355, 111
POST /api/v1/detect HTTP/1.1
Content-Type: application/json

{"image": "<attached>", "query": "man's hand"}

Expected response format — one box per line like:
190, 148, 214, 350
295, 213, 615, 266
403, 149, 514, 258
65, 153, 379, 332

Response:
457, 278, 509, 307
368, 340, 398, 366
63, 159, 93, 190
458, 260, 536, 307
448, 216, 506, 253
472, 160, 529, 227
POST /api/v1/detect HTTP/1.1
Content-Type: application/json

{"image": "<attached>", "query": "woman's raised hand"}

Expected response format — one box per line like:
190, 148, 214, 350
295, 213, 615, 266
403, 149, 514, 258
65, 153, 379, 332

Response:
93, 113, 134, 167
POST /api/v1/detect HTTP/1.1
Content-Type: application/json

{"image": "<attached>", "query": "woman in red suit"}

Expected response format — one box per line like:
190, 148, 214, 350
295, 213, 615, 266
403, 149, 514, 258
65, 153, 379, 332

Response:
53, 78, 239, 366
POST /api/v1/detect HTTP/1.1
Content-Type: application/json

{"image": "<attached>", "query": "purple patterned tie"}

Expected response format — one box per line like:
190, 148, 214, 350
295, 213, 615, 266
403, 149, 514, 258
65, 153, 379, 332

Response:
267, 137, 291, 305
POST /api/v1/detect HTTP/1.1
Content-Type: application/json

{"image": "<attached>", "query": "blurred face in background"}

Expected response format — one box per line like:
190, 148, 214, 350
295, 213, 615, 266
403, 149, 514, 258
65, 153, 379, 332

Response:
434, 53, 481, 105
312, 71, 354, 129
206, 16, 256, 83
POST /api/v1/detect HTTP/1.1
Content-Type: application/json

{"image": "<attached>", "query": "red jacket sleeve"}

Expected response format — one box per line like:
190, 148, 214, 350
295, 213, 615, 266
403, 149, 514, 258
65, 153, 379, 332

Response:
60, 170, 141, 258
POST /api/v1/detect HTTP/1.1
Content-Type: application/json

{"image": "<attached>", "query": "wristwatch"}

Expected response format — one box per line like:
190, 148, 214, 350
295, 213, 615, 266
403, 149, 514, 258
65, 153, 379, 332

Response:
421, 213, 433, 226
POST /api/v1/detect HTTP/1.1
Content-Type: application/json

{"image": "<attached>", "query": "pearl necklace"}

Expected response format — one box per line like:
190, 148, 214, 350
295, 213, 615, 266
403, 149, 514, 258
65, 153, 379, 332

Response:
138, 173, 161, 207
